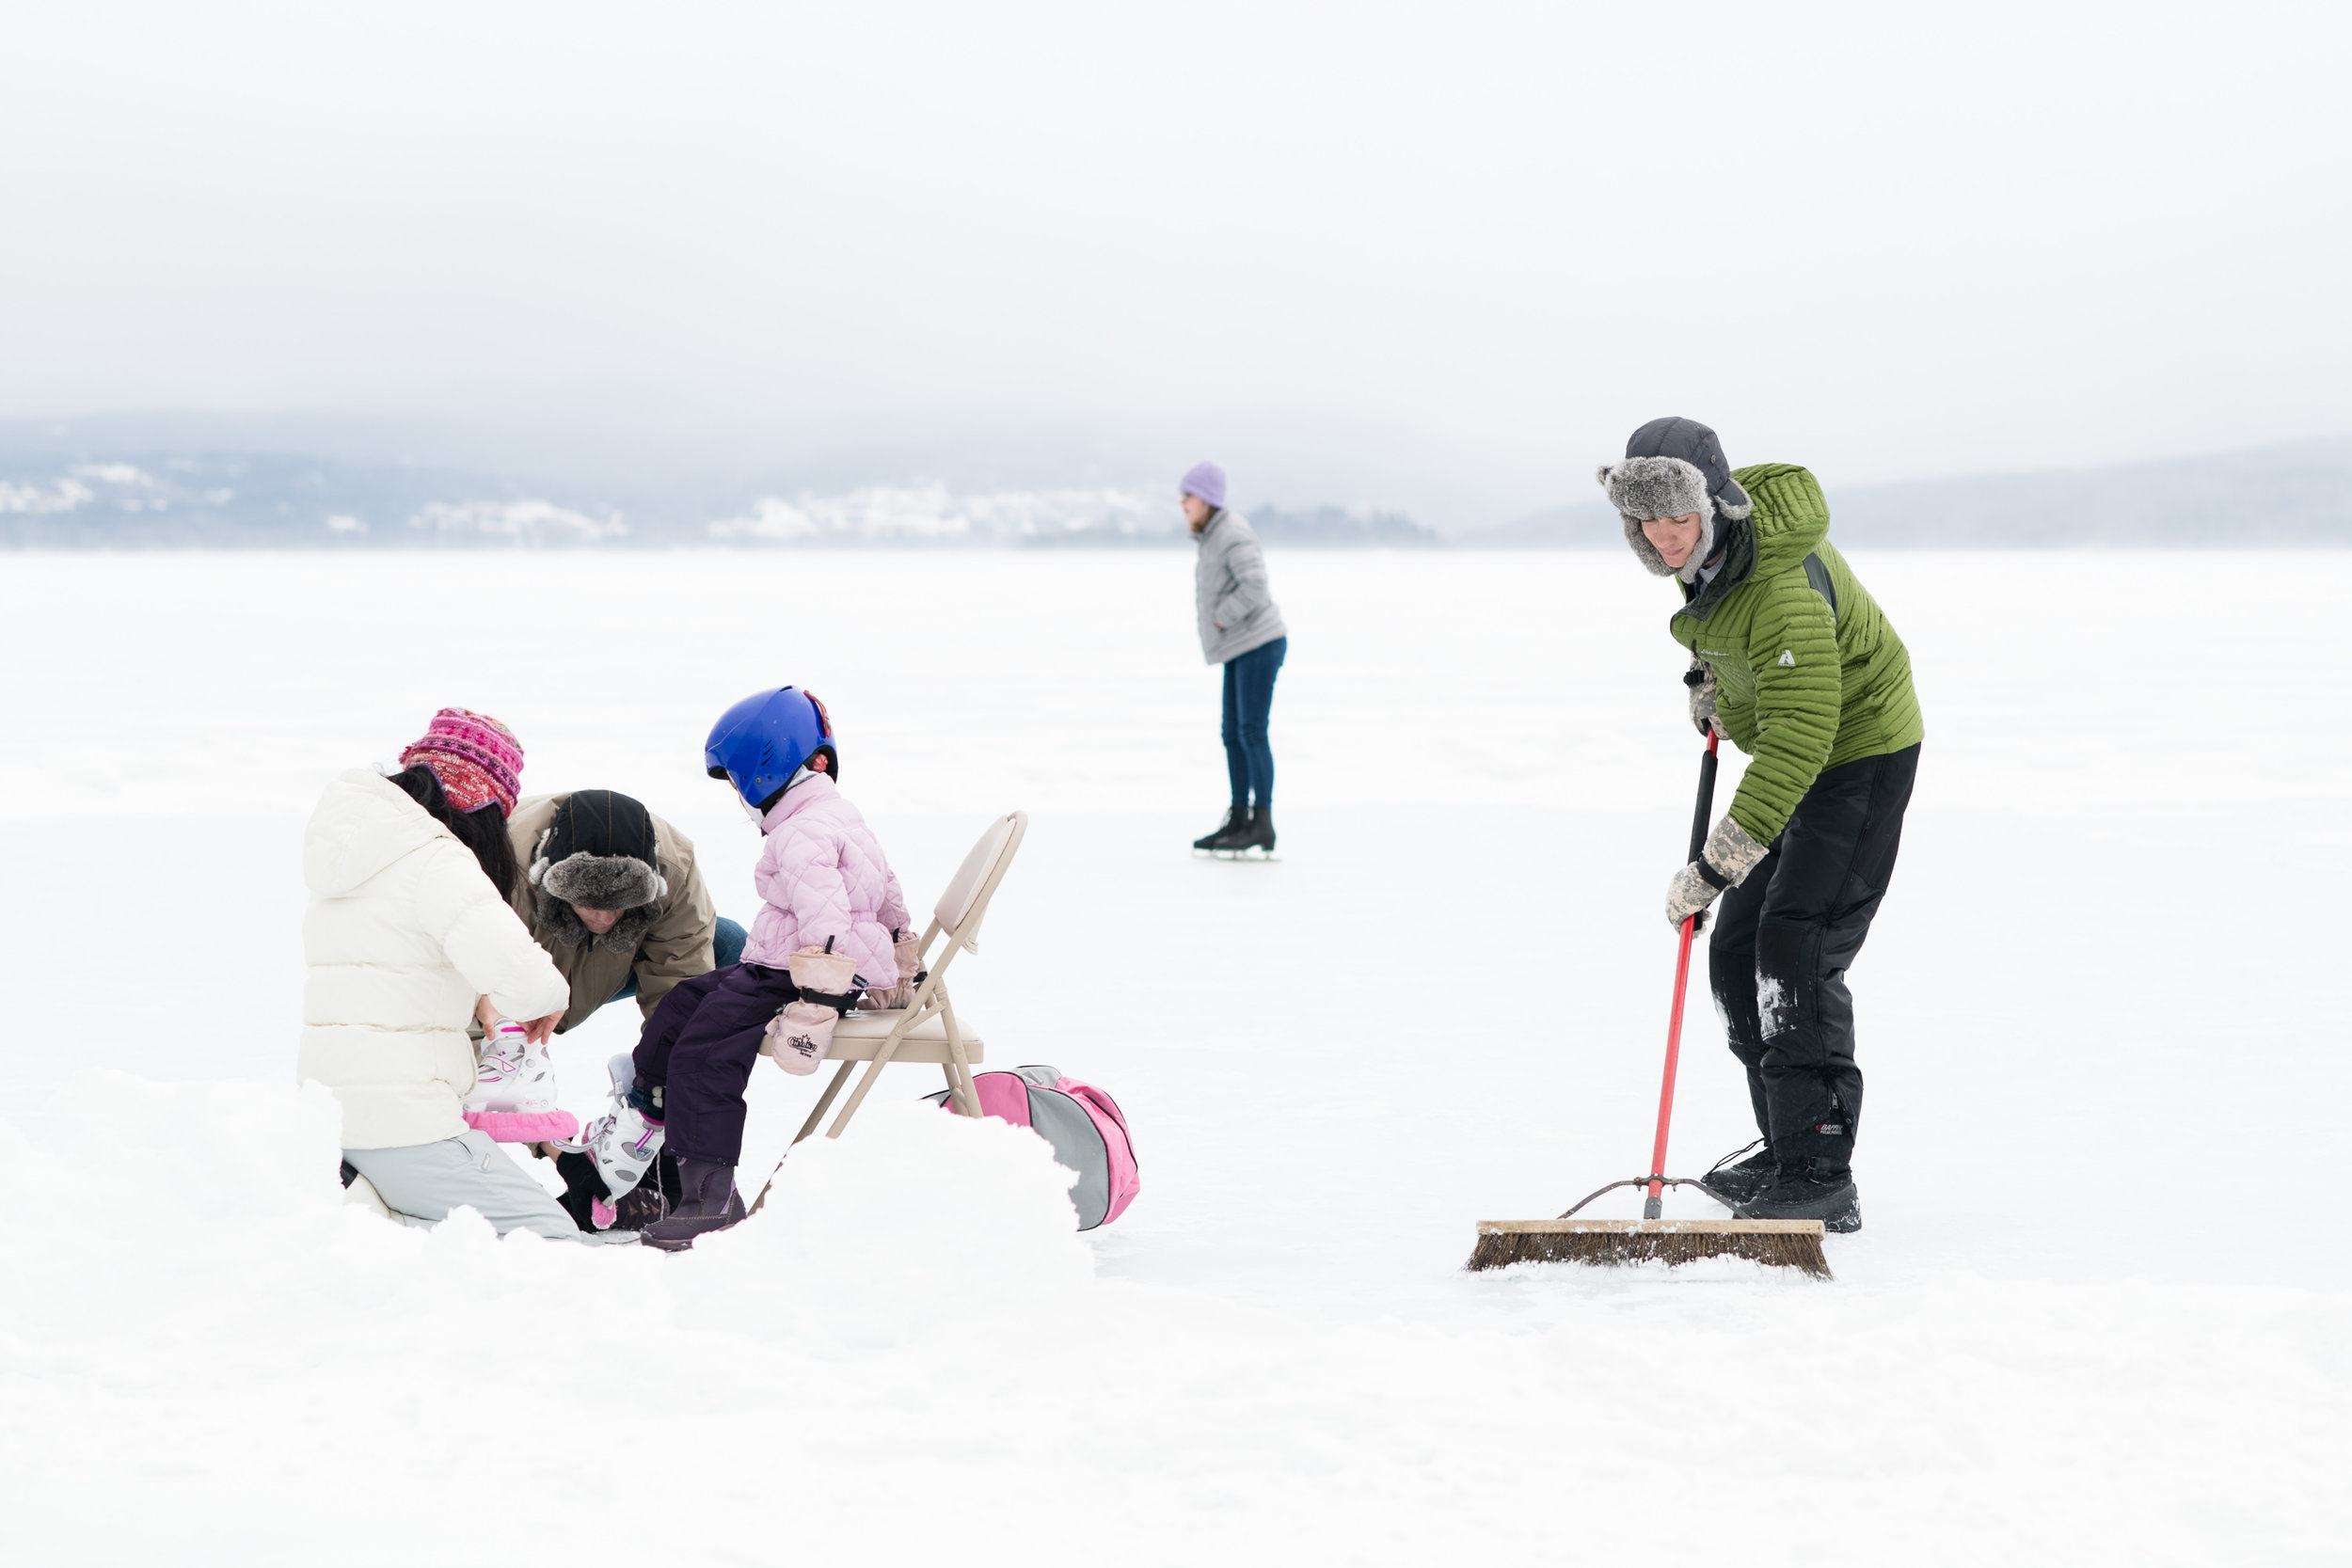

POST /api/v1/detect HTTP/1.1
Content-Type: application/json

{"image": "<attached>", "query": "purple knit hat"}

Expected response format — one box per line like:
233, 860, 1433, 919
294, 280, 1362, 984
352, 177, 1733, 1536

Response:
400, 707, 524, 816
1179, 461, 1227, 510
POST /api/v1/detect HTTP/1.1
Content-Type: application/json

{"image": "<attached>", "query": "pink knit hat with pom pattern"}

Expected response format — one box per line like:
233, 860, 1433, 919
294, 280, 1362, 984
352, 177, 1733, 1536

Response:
400, 707, 523, 816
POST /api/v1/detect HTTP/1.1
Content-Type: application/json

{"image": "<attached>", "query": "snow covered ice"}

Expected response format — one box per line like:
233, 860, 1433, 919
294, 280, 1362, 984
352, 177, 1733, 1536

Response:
1, 548, 2344, 1565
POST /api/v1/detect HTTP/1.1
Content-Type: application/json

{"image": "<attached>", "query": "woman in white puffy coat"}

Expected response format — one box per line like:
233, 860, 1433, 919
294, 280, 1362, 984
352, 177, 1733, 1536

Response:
300, 716, 582, 1240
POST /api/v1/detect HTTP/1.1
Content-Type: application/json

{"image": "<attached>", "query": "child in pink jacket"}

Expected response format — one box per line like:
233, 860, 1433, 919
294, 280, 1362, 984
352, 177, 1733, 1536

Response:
582, 686, 910, 1251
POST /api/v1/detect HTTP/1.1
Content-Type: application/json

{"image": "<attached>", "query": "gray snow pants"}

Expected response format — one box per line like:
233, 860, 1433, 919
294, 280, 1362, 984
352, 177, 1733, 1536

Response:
342, 1130, 585, 1243
1708, 742, 1918, 1177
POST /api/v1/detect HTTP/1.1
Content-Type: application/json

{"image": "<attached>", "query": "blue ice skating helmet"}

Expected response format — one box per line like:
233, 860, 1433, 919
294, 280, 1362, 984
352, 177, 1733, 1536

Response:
705, 687, 836, 810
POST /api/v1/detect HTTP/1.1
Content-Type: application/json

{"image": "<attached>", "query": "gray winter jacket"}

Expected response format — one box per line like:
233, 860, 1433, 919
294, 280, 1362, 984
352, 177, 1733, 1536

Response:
1192, 509, 1288, 665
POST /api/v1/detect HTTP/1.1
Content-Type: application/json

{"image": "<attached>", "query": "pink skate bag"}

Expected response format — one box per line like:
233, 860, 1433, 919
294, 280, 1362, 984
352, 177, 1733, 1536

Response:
926, 1065, 1138, 1230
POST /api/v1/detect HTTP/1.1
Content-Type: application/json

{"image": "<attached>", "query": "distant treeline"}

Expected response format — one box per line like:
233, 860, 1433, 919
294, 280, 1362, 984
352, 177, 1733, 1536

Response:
4, 436, 2346, 548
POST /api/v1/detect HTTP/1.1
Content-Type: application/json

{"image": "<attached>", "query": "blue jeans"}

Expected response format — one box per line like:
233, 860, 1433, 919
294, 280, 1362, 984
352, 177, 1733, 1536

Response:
608, 916, 747, 1005
1221, 636, 1287, 809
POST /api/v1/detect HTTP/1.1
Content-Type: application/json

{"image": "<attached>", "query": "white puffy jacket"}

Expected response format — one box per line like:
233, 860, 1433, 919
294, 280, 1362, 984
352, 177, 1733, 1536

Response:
299, 769, 569, 1149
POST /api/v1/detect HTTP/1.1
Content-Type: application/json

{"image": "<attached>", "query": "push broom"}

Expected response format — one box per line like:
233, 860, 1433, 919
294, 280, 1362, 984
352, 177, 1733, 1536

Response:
1467, 729, 1832, 1279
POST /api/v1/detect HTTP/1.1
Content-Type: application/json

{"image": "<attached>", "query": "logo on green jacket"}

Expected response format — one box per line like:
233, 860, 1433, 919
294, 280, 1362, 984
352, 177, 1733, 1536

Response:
1777, 649, 1796, 666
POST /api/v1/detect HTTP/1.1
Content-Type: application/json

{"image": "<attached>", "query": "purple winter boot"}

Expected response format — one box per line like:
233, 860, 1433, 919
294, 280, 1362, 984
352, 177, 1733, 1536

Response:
641, 1157, 747, 1253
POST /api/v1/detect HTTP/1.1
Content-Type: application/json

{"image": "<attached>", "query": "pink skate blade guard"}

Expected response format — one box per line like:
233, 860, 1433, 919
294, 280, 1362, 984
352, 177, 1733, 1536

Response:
463, 1108, 580, 1144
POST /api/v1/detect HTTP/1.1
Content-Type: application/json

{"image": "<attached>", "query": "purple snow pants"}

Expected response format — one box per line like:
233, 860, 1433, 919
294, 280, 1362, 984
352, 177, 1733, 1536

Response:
631, 961, 802, 1167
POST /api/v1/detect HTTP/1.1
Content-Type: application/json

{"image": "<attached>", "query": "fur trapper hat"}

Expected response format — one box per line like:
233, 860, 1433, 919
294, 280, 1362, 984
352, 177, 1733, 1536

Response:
529, 789, 669, 954
1597, 416, 1752, 582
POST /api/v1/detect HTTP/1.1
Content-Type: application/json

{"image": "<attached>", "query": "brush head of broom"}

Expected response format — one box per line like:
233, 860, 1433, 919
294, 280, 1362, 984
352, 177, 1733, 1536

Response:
1466, 1219, 1832, 1279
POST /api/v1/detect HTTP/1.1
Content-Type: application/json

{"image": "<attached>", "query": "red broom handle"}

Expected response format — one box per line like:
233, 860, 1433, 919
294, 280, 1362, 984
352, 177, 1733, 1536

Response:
1645, 728, 1720, 1219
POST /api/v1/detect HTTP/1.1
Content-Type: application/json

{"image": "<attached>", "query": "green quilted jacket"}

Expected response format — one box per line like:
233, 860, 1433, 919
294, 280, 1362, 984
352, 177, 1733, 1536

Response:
1670, 464, 1924, 844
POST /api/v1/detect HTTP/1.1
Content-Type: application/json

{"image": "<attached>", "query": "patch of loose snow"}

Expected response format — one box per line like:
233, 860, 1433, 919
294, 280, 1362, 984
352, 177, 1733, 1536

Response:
689, 1100, 1095, 1345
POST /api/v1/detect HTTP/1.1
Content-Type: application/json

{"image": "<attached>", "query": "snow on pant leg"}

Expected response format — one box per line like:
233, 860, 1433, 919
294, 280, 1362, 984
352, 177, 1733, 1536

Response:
343, 1131, 585, 1242
1708, 844, 1780, 1144
1219, 657, 1249, 806
1750, 744, 1920, 1172
653, 962, 802, 1166
1229, 636, 1285, 807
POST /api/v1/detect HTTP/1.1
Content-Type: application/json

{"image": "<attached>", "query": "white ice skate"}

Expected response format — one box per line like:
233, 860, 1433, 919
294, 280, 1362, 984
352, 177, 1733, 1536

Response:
461, 1018, 580, 1144
575, 1052, 665, 1208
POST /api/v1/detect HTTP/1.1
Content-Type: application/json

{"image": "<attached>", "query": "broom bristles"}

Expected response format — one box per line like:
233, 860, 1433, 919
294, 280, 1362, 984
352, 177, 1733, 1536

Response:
1466, 1219, 1831, 1279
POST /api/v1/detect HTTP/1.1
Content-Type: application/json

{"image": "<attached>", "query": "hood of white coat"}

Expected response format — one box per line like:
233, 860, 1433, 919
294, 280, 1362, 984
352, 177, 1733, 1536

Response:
304, 768, 452, 895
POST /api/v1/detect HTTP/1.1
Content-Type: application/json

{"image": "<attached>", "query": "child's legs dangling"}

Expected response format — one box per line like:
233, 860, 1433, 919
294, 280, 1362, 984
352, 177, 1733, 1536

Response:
629, 966, 729, 1096
641, 963, 799, 1167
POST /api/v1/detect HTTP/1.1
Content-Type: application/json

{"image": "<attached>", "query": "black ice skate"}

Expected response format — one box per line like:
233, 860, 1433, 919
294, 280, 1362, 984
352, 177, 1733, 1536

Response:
1734, 1172, 1862, 1233
1192, 806, 1248, 853
1213, 807, 1276, 860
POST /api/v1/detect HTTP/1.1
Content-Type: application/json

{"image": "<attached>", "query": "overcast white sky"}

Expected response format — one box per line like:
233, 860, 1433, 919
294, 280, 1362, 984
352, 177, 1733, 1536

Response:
5, 0, 2347, 521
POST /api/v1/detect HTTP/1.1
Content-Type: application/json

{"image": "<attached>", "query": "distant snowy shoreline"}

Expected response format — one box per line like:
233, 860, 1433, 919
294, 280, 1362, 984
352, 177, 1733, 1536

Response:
4, 435, 2348, 547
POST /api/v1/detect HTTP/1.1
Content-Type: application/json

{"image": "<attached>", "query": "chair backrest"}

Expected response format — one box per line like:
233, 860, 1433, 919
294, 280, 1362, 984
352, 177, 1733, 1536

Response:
933, 810, 1026, 943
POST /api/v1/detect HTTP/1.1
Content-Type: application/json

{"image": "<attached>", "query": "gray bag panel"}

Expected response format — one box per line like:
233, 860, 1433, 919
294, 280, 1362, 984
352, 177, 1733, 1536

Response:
1025, 1085, 1110, 1229
922, 1064, 1058, 1107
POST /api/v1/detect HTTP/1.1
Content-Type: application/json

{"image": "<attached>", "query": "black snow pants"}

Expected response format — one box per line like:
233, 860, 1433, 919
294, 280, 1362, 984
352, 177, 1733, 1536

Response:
631, 962, 804, 1167
1708, 742, 1918, 1178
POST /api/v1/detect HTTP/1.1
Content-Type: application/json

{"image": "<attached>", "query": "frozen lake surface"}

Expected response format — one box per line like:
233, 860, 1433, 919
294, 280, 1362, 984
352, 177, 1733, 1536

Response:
2, 548, 2344, 1564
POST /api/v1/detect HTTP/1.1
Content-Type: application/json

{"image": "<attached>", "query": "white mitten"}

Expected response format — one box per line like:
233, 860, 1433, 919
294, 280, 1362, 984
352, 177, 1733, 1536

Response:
765, 1000, 840, 1076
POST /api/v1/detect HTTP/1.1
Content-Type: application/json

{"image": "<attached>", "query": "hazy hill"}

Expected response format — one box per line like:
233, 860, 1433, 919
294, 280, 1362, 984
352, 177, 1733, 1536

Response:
1470, 439, 2352, 548
5, 417, 2345, 548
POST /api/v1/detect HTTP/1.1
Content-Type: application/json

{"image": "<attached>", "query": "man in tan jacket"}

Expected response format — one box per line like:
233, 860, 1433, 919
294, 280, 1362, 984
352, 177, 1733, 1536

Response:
505, 788, 739, 1033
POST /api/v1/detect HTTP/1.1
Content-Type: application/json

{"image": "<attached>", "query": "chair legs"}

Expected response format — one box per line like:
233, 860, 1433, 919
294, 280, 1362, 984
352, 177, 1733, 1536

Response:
826, 1057, 894, 1138
940, 1053, 981, 1118
794, 1059, 858, 1145
793, 995, 985, 1140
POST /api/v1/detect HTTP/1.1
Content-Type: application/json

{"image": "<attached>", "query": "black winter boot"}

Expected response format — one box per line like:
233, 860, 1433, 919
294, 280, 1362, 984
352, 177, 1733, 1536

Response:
1228, 807, 1275, 857
1699, 1140, 1777, 1206
1735, 1107, 1859, 1229
642, 1157, 746, 1252
1735, 1170, 1861, 1232
1194, 806, 1248, 852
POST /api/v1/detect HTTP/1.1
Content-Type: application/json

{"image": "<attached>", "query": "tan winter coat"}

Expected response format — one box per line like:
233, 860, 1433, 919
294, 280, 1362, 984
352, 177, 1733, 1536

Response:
505, 793, 718, 1032
300, 769, 569, 1149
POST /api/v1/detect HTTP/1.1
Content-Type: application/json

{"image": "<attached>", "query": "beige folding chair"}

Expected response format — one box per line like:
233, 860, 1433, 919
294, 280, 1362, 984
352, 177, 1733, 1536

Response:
789, 810, 1027, 1143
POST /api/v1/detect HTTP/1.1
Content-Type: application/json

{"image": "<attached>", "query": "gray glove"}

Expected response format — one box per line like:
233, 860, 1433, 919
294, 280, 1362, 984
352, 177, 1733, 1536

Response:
1683, 659, 1718, 737
1664, 815, 1772, 930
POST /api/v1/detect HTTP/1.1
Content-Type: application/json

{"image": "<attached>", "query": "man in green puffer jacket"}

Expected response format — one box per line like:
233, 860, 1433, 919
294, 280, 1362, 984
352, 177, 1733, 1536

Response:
1599, 416, 1925, 1233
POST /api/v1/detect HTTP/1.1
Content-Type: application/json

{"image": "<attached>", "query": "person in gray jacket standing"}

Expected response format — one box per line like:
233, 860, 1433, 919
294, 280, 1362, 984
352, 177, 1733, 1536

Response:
1184, 461, 1289, 857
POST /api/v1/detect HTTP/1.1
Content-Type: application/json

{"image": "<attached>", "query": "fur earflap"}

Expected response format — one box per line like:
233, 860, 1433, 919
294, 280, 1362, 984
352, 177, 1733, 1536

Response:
1622, 513, 1674, 577
535, 894, 661, 956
